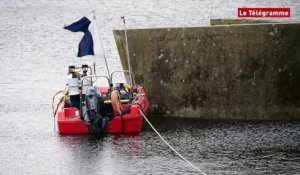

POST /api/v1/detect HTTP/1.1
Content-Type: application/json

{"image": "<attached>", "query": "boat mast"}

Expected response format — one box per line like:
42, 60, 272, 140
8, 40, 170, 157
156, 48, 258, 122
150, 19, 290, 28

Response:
121, 15, 134, 86
92, 12, 111, 81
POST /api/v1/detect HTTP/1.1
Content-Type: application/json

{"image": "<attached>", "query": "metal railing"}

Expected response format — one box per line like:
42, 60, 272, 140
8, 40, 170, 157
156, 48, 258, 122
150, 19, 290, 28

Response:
110, 70, 132, 86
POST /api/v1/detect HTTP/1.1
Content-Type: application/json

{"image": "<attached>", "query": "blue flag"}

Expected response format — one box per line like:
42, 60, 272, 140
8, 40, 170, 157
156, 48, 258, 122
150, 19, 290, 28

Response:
64, 16, 101, 57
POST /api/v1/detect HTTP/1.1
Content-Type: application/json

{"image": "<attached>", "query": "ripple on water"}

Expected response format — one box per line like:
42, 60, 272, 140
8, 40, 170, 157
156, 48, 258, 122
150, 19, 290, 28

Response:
0, 0, 300, 174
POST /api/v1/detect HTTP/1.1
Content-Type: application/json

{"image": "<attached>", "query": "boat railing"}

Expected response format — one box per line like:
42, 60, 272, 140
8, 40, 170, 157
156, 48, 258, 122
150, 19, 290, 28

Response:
110, 70, 132, 86
80, 75, 111, 117
81, 75, 111, 87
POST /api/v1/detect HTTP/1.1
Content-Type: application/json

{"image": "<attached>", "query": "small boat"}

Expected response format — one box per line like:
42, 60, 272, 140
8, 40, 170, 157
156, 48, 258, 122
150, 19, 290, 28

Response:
53, 66, 149, 135
55, 15, 149, 135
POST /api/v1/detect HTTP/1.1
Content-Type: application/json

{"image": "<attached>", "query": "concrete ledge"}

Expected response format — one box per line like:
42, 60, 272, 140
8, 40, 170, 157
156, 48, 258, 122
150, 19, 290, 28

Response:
210, 19, 277, 26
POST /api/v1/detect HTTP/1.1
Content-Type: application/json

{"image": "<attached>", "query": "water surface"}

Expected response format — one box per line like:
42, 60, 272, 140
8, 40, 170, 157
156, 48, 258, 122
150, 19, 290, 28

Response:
0, 0, 299, 174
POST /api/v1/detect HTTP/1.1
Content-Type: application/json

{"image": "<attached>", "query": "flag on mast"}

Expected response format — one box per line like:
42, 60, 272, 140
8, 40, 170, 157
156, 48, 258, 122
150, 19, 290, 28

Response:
64, 15, 101, 57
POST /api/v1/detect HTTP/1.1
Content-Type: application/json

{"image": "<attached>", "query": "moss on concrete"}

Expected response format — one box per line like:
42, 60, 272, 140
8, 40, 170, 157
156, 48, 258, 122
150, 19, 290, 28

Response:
114, 23, 300, 120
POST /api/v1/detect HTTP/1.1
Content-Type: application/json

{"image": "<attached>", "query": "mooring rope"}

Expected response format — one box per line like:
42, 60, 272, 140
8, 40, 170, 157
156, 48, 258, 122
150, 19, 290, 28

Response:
52, 86, 67, 115
139, 109, 207, 175
52, 86, 67, 131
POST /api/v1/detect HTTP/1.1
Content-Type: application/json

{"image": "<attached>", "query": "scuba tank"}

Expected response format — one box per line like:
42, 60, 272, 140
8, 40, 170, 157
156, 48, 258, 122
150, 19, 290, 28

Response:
81, 65, 92, 95
80, 64, 93, 122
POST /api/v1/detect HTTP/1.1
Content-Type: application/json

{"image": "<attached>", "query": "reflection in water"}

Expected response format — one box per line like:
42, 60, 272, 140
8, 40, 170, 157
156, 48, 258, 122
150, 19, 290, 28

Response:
48, 118, 300, 175
0, 107, 299, 174
56, 134, 144, 175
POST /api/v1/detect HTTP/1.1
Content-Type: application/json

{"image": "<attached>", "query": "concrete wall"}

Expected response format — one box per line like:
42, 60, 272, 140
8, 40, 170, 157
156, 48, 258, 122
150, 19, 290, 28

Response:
113, 23, 300, 120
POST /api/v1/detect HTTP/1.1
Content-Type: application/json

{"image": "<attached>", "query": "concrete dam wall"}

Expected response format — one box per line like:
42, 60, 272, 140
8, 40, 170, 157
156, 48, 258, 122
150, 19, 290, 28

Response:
113, 23, 300, 120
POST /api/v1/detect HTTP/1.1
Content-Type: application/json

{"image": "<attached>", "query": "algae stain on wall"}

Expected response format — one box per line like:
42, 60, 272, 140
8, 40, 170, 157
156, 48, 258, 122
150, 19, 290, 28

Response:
114, 23, 300, 119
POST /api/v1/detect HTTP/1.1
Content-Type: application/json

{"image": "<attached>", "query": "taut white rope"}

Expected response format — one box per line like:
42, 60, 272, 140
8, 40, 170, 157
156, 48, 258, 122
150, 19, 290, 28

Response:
139, 109, 207, 175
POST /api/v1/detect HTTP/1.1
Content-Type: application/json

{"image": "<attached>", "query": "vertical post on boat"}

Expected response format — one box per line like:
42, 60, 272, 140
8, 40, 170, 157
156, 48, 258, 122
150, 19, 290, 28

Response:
92, 12, 111, 82
93, 61, 96, 75
121, 15, 134, 86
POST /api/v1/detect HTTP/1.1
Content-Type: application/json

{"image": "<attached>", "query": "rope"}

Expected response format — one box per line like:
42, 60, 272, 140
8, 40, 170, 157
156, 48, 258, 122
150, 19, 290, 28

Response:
52, 90, 64, 113
52, 87, 67, 116
52, 87, 67, 131
139, 109, 207, 175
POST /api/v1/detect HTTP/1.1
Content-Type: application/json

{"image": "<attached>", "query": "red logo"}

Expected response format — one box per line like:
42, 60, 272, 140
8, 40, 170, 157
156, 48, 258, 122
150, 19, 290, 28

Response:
238, 8, 290, 18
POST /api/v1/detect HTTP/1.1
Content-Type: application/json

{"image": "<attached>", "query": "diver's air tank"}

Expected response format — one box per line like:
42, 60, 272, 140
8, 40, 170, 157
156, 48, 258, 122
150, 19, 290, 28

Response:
80, 65, 92, 122
81, 65, 92, 95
